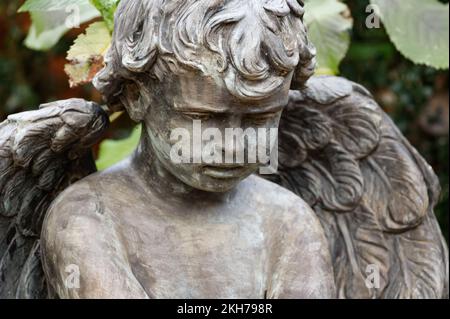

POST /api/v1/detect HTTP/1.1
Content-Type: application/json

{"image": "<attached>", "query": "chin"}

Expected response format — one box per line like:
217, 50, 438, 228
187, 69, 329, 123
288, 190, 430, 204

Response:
173, 166, 258, 193
198, 181, 240, 193
182, 176, 241, 193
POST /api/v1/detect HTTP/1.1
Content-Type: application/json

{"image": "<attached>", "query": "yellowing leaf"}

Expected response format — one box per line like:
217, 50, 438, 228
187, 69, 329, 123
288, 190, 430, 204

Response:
65, 21, 111, 87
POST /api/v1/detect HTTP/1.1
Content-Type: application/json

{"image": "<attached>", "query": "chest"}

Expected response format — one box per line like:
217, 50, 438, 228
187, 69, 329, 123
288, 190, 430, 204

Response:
116, 204, 272, 298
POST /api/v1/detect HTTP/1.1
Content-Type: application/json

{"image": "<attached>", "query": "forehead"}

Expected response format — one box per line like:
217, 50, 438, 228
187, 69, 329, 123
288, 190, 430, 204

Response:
163, 71, 292, 114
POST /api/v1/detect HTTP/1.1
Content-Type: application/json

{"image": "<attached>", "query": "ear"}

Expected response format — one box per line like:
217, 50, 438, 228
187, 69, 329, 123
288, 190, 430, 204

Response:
291, 43, 317, 90
121, 82, 151, 123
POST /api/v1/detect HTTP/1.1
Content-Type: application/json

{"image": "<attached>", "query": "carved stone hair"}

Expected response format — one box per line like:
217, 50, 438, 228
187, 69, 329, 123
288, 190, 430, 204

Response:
93, 0, 316, 114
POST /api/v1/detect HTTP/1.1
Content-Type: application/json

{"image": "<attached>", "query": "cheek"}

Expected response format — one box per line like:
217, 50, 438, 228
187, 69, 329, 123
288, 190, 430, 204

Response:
169, 116, 192, 132
147, 105, 167, 133
149, 109, 187, 141
274, 112, 283, 124
266, 113, 283, 131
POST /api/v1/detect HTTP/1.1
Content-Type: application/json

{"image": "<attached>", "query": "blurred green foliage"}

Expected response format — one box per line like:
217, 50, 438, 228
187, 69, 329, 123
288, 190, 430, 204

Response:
0, 1, 102, 116
0, 0, 448, 239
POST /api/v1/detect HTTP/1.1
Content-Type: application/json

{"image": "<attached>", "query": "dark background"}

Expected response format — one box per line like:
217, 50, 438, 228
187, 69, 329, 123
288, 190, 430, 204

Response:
0, 0, 448, 240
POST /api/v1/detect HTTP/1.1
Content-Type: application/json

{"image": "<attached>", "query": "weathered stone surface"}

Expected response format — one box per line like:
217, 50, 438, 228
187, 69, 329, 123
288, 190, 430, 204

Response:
0, 0, 447, 299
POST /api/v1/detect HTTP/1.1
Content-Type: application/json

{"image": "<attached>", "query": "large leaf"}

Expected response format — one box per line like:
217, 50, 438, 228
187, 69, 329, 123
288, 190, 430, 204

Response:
304, 0, 353, 75
19, 0, 100, 51
96, 125, 141, 171
65, 21, 112, 87
371, 0, 449, 69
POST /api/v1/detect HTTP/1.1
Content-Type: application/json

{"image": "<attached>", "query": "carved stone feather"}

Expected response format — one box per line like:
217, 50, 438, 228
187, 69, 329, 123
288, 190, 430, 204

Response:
0, 99, 109, 299
270, 75, 449, 299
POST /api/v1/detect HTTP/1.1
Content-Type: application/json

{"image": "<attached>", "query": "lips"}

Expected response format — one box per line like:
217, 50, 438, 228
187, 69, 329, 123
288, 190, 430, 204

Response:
202, 165, 249, 179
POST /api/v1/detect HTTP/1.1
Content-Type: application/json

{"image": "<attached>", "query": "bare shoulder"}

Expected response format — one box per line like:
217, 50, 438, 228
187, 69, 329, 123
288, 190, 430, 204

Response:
241, 174, 320, 225
42, 161, 128, 244
241, 175, 336, 298
43, 157, 139, 224
41, 161, 148, 299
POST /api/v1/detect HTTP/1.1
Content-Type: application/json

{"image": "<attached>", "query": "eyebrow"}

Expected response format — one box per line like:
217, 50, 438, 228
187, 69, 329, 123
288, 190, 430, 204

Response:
174, 103, 229, 113
174, 102, 285, 114
244, 104, 285, 114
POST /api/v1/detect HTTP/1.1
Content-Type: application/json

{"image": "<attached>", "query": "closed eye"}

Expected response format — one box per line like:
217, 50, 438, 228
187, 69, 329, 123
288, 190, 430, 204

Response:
245, 112, 279, 125
181, 112, 213, 121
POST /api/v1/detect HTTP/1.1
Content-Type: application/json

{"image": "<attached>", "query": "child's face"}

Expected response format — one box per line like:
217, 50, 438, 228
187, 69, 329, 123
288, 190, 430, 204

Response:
143, 71, 293, 192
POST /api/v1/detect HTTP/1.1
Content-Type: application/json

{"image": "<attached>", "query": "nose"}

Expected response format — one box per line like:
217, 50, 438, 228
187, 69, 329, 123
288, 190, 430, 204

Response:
220, 139, 245, 164
218, 116, 250, 164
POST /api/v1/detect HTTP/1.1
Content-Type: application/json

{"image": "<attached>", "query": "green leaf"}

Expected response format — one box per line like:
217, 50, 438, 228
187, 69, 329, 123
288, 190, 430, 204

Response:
371, 0, 449, 69
304, 0, 353, 75
89, 0, 121, 32
96, 125, 141, 171
65, 21, 112, 87
19, 0, 100, 51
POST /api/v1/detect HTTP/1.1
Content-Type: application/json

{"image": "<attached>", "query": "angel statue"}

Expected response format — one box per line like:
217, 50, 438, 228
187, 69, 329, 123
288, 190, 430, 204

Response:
0, 0, 448, 299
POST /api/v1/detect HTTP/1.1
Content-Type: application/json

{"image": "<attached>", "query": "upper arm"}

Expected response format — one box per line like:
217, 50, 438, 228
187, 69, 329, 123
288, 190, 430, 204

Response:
41, 184, 149, 299
268, 199, 336, 299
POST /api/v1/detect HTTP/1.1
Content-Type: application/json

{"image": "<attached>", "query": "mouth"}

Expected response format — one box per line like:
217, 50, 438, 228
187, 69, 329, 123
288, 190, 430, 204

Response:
202, 165, 250, 179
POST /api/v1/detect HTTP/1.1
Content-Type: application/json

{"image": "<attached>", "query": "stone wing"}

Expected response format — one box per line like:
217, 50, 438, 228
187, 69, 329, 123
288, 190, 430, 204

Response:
0, 99, 109, 298
267, 76, 449, 298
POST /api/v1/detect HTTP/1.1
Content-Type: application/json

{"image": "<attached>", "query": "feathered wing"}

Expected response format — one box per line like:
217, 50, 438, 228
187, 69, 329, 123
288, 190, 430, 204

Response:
270, 76, 449, 299
0, 99, 109, 299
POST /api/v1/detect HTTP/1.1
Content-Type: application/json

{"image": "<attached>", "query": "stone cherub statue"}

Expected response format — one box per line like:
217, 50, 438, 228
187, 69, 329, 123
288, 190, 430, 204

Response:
0, 0, 448, 299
